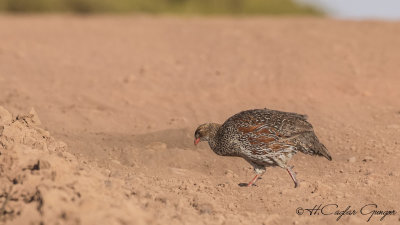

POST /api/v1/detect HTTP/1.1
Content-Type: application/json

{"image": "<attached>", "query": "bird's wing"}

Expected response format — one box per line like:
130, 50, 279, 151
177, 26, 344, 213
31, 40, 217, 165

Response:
228, 109, 313, 138
220, 109, 313, 156
236, 122, 293, 151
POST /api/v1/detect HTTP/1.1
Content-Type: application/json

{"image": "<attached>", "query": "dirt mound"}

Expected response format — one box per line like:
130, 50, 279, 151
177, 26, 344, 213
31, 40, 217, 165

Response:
0, 107, 149, 225
1, 106, 255, 225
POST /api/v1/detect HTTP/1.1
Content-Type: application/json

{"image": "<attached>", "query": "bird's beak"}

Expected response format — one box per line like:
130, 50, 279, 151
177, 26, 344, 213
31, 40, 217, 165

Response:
194, 138, 200, 145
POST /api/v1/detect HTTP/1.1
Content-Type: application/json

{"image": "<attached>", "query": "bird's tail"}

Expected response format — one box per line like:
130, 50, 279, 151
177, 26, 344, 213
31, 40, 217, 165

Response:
297, 132, 332, 161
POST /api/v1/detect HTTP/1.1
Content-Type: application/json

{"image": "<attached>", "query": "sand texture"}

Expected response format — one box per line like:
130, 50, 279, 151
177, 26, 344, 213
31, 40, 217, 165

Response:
0, 16, 400, 225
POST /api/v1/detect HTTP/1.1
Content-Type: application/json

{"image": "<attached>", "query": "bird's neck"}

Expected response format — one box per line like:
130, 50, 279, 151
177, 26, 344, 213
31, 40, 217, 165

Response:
206, 123, 221, 151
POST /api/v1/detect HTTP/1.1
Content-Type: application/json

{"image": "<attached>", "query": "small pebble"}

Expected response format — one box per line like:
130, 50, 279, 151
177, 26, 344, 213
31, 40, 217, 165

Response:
362, 156, 373, 162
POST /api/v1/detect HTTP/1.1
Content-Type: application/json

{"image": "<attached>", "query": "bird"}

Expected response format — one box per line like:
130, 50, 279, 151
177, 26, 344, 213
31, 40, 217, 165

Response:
194, 108, 332, 188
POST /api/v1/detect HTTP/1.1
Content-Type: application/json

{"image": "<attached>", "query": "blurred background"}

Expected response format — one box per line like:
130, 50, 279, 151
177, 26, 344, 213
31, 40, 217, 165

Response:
0, 0, 399, 19
299, 0, 400, 20
0, 0, 322, 15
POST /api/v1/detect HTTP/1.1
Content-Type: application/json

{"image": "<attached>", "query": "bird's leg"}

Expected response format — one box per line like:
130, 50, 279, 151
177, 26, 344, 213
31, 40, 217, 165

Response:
247, 174, 260, 187
286, 166, 299, 188
247, 166, 266, 187
271, 157, 298, 188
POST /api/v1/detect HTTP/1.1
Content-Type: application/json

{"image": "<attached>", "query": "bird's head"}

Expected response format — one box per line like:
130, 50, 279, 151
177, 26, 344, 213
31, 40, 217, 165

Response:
194, 123, 220, 145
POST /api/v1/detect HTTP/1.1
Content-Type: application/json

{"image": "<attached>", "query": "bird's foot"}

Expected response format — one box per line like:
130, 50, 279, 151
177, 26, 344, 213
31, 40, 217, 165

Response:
238, 182, 258, 187
286, 167, 299, 188
293, 180, 299, 188
245, 174, 260, 187
247, 182, 257, 187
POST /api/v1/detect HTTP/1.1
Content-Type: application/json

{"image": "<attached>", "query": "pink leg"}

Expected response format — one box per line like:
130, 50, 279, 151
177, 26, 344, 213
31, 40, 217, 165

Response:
247, 174, 260, 187
287, 167, 299, 188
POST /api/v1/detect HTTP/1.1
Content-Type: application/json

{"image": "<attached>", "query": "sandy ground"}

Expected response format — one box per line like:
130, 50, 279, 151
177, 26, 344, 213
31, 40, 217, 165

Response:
0, 15, 400, 225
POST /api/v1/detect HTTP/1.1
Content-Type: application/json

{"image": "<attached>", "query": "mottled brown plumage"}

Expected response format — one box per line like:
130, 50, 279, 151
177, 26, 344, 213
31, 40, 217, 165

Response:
194, 108, 332, 188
